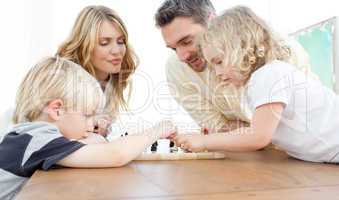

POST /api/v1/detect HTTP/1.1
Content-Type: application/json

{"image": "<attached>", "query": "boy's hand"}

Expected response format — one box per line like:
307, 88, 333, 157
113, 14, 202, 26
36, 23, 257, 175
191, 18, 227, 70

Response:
173, 134, 206, 152
152, 120, 177, 139
79, 133, 108, 144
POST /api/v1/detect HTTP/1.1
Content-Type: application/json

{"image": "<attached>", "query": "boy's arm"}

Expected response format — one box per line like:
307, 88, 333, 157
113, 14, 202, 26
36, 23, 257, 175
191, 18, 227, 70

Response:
57, 132, 156, 167
57, 121, 176, 168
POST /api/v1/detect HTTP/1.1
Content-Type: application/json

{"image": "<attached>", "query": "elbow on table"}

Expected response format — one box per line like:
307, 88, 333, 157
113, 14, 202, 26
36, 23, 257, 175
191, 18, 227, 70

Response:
108, 149, 136, 167
251, 133, 272, 151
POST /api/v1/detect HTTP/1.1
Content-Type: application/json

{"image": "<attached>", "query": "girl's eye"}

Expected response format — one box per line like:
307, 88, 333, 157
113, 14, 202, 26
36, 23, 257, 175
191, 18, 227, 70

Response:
216, 60, 223, 65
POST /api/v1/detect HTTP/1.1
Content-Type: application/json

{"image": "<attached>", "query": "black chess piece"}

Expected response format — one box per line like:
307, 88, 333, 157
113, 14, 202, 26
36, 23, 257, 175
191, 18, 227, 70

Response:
169, 140, 178, 152
169, 141, 175, 148
151, 141, 158, 152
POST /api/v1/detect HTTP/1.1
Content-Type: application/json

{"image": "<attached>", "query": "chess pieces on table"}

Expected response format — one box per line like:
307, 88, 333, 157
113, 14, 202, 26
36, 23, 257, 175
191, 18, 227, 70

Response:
136, 139, 226, 161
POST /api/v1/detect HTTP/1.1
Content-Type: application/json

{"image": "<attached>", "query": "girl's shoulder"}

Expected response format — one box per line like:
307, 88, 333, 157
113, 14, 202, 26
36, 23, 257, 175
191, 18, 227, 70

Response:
250, 60, 297, 82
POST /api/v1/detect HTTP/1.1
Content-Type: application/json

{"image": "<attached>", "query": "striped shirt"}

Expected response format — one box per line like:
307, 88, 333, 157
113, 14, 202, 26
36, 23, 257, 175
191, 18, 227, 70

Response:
0, 122, 85, 200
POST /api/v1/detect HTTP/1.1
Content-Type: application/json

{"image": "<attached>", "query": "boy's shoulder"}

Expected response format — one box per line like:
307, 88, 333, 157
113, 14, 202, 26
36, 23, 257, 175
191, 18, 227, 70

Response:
1, 121, 63, 158
9, 121, 61, 136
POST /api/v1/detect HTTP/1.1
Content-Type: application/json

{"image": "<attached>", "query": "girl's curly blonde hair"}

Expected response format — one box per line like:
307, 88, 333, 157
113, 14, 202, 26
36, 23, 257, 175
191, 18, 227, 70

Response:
200, 6, 292, 83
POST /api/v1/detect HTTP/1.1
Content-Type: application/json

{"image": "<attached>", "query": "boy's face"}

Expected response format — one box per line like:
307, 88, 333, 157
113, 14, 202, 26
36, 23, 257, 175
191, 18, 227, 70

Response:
160, 17, 207, 72
57, 109, 96, 140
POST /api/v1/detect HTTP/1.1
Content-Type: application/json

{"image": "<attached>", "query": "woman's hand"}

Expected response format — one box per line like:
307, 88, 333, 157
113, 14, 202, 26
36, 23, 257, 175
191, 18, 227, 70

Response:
94, 115, 113, 137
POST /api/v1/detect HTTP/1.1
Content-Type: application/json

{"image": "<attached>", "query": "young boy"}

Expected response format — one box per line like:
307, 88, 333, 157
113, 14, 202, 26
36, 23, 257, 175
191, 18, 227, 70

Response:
0, 56, 176, 200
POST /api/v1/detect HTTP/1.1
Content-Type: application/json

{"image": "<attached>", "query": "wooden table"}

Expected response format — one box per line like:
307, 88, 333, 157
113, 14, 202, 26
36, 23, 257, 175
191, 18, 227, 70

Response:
16, 149, 339, 200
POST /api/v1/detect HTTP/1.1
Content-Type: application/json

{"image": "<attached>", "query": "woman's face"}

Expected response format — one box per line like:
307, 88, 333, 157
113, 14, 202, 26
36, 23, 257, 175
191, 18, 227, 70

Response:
91, 20, 126, 81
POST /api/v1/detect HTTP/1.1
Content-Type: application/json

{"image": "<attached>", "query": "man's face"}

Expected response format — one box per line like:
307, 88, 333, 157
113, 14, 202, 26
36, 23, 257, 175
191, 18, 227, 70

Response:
161, 17, 206, 72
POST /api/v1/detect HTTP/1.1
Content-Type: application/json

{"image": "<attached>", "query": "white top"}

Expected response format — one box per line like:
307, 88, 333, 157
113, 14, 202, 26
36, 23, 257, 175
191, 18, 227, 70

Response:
166, 53, 252, 131
165, 40, 312, 131
246, 60, 339, 163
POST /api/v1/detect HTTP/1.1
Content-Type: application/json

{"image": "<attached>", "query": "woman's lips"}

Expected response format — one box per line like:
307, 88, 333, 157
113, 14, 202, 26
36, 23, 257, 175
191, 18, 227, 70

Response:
110, 58, 122, 65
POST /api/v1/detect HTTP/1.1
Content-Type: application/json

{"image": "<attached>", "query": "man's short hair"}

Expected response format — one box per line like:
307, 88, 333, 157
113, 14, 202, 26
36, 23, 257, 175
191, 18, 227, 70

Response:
155, 0, 215, 27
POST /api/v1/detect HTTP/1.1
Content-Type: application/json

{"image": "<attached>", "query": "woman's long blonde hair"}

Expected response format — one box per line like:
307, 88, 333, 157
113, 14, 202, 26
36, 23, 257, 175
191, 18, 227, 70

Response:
201, 6, 291, 82
57, 5, 138, 117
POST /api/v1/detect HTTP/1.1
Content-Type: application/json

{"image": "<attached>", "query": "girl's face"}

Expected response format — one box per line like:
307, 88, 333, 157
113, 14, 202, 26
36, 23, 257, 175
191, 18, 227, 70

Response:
202, 45, 247, 88
91, 20, 127, 81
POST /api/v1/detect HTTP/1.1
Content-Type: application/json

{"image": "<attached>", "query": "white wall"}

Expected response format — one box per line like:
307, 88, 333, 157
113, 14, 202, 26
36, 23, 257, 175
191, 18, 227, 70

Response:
0, 0, 338, 130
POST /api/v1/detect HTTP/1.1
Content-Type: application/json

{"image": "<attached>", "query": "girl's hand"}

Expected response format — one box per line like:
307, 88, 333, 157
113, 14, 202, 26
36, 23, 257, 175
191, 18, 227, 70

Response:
173, 134, 206, 152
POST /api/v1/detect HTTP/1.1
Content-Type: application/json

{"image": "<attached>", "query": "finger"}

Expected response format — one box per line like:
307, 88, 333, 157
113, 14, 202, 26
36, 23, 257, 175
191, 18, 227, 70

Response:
98, 127, 108, 137
176, 136, 187, 146
168, 132, 177, 139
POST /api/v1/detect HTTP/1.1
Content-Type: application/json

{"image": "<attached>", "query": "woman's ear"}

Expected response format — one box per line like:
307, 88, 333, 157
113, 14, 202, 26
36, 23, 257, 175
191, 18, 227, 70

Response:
45, 99, 64, 121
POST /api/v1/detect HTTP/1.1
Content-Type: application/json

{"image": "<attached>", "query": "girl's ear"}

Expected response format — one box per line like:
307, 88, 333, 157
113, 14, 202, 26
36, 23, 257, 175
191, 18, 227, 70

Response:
44, 99, 64, 121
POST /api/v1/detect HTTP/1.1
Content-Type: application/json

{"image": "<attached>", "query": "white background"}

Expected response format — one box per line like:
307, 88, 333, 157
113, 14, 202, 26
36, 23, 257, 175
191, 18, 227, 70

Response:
0, 0, 338, 130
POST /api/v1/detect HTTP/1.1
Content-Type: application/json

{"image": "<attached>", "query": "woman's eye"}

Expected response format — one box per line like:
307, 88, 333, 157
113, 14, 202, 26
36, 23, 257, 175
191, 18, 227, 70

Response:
100, 41, 109, 46
117, 38, 126, 45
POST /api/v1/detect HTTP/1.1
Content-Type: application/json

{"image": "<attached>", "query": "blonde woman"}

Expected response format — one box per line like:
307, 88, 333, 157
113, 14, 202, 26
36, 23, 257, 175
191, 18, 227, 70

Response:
1, 56, 175, 200
173, 6, 339, 164
57, 5, 138, 135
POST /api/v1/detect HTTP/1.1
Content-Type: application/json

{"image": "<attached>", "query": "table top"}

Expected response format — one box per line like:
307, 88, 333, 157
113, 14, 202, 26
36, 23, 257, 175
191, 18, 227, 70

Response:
16, 149, 339, 200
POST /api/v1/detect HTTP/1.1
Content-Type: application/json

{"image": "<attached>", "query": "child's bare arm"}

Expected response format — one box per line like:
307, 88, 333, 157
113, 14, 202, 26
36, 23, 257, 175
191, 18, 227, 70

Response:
174, 103, 284, 152
57, 120, 176, 168
78, 133, 108, 144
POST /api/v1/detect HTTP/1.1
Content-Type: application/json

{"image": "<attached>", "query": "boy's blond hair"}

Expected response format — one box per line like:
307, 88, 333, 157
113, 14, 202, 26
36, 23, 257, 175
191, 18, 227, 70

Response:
13, 56, 105, 123
200, 6, 292, 82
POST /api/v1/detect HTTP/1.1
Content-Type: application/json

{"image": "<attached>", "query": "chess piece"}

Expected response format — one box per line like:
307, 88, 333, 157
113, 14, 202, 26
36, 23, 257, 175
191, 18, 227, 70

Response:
151, 141, 158, 152
169, 140, 178, 152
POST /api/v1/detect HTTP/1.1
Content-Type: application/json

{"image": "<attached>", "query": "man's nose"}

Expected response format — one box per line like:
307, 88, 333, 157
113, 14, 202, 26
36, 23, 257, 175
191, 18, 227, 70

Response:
177, 47, 191, 62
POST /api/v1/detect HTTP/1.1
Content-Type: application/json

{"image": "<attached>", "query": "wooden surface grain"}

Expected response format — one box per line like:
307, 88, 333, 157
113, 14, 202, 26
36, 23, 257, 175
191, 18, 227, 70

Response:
16, 149, 339, 200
